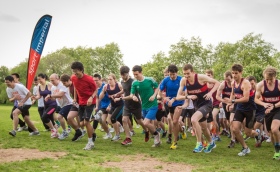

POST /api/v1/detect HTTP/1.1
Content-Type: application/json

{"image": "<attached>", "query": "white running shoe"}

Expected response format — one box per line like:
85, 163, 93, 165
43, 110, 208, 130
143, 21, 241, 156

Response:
109, 128, 114, 133
17, 126, 28, 132
103, 133, 113, 139
111, 135, 121, 141
238, 147, 251, 156
154, 132, 161, 145
83, 142, 94, 150
58, 130, 69, 140
51, 129, 59, 138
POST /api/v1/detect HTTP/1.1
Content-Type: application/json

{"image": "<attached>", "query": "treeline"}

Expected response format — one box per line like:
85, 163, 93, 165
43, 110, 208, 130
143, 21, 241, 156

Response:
0, 33, 279, 103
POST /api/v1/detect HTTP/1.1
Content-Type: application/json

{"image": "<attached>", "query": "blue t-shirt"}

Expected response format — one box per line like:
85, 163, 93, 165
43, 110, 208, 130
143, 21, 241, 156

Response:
98, 83, 110, 109
160, 76, 184, 107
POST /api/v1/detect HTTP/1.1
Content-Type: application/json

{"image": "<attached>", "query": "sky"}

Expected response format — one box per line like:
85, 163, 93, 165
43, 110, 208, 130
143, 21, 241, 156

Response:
1, 0, 280, 70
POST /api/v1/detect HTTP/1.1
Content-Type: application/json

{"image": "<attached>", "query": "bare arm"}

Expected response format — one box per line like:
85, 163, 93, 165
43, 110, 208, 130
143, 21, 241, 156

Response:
216, 81, 226, 103
176, 78, 187, 101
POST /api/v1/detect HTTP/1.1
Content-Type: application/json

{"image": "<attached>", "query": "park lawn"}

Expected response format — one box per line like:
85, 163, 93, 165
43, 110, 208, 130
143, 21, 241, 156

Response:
0, 105, 278, 172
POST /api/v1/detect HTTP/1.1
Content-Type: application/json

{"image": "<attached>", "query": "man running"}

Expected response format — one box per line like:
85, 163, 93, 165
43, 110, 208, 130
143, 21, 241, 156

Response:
254, 66, 280, 160
175, 64, 219, 153
225, 64, 259, 156
5, 76, 39, 136
71, 61, 97, 150
130, 65, 161, 147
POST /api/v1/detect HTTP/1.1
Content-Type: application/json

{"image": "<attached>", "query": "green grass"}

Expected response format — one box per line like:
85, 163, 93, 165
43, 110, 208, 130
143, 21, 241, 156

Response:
0, 105, 278, 172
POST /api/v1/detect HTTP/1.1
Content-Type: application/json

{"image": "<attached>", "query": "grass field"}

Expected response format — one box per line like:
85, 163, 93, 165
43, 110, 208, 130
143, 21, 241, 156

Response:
0, 105, 278, 172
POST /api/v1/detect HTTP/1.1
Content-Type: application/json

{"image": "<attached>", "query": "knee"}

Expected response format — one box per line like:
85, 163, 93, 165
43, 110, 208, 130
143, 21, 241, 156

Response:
271, 127, 279, 135
42, 114, 50, 123
122, 117, 128, 124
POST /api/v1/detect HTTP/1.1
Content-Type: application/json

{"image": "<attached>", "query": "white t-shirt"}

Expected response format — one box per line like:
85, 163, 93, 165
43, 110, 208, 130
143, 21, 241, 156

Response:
6, 83, 32, 105
51, 82, 73, 108
33, 85, 44, 107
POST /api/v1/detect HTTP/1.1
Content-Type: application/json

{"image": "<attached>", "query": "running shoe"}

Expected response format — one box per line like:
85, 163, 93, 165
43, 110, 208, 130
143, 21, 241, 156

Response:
81, 129, 87, 136
9, 130, 16, 137
228, 140, 235, 148
193, 143, 204, 153
103, 132, 112, 139
71, 129, 83, 141
162, 131, 167, 138
67, 125, 72, 133
181, 126, 187, 139
121, 138, 132, 145
83, 142, 94, 150
238, 147, 251, 156
166, 136, 172, 144
119, 125, 124, 133
29, 130, 40, 136
273, 152, 280, 160
154, 132, 161, 145
109, 128, 114, 133
170, 142, 177, 150
51, 129, 59, 138
204, 142, 216, 153
58, 130, 69, 140
17, 126, 28, 132
111, 135, 121, 141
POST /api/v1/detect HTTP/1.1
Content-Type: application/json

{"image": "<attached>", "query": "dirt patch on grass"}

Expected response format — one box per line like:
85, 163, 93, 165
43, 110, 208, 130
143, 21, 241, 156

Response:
0, 148, 66, 163
101, 154, 193, 172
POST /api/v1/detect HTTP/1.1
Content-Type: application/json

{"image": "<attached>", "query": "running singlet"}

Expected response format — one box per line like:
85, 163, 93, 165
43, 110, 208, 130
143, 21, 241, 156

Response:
39, 85, 57, 106
222, 81, 232, 98
261, 80, 280, 112
233, 78, 256, 111
106, 83, 123, 108
186, 74, 211, 107
208, 86, 220, 107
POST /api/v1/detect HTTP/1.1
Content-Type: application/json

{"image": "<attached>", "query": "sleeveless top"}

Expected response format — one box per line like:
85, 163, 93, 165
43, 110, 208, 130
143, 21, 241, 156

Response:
262, 80, 280, 112
233, 78, 256, 111
186, 74, 211, 107
39, 85, 57, 107
208, 86, 220, 106
106, 83, 123, 108
253, 91, 265, 116
222, 81, 232, 98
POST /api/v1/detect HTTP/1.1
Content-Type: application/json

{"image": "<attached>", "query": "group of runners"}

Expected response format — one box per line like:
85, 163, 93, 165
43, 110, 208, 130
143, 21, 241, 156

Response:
4, 61, 280, 160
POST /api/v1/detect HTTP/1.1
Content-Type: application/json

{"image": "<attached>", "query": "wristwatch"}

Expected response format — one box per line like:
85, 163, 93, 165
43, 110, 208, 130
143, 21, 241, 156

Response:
231, 99, 235, 103
120, 97, 123, 100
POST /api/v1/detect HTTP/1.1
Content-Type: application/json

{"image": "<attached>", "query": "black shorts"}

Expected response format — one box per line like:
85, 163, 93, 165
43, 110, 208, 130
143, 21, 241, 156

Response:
109, 105, 123, 123
70, 105, 79, 112
59, 105, 72, 119
265, 108, 280, 132
196, 101, 213, 122
123, 106, 142, 120
233, 110, 255, 129
164, 104, 169, 116
55, 106, 61, 113
255, 115, 264, 124
156, 110, 165, 121
100, 108, 109, 115
17, 105, 31, 117
78, 104, 95, 122
222, 103, 231, 121
181, 108, 195, 118
206, 112, 213, 123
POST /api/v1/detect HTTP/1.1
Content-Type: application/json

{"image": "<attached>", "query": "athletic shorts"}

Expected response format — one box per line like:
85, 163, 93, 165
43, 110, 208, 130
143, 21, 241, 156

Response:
222, 103, 231, 121
206, 112, 213, 123
70, 105, 79, 112
59, 105, 72, 119
233, 110, 255, 129
164, 104, 169, 117
123, 106, 142, 120
78, 104, 95, 122
181, 108, 195, 118
167, 105, 183, 114
156, 110, 165, 121
196, 101, 213, 122
142, 106, 158, 120
55, 106, 61, 113
255, 115, 264, 124
265, 108, 280, 132
17, 105, 31, 117
100, 108, 109, 115
109, 105, 123, 124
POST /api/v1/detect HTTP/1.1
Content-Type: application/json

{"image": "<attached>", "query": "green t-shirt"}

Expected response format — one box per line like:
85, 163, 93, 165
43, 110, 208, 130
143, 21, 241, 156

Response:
131, 77, 158, 110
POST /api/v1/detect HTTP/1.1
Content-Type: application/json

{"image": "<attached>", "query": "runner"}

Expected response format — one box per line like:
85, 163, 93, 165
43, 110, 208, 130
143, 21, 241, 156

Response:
99, 73, 124, 141
5, 75, 39, 136
71, 61, 97, 150
254, 66, 280, 160
33, 73, 58, 138
114, 66, 147, 145
225, 64, 259, 156
159, 64, 184, 149
60, 74, 84, 141
130, 65, 161, 147
46, 74, 73, 140
175, 64, 219, 153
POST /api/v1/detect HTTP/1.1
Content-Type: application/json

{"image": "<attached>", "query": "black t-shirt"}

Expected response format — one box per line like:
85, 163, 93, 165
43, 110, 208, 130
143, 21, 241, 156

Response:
121, 78, 141, 109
